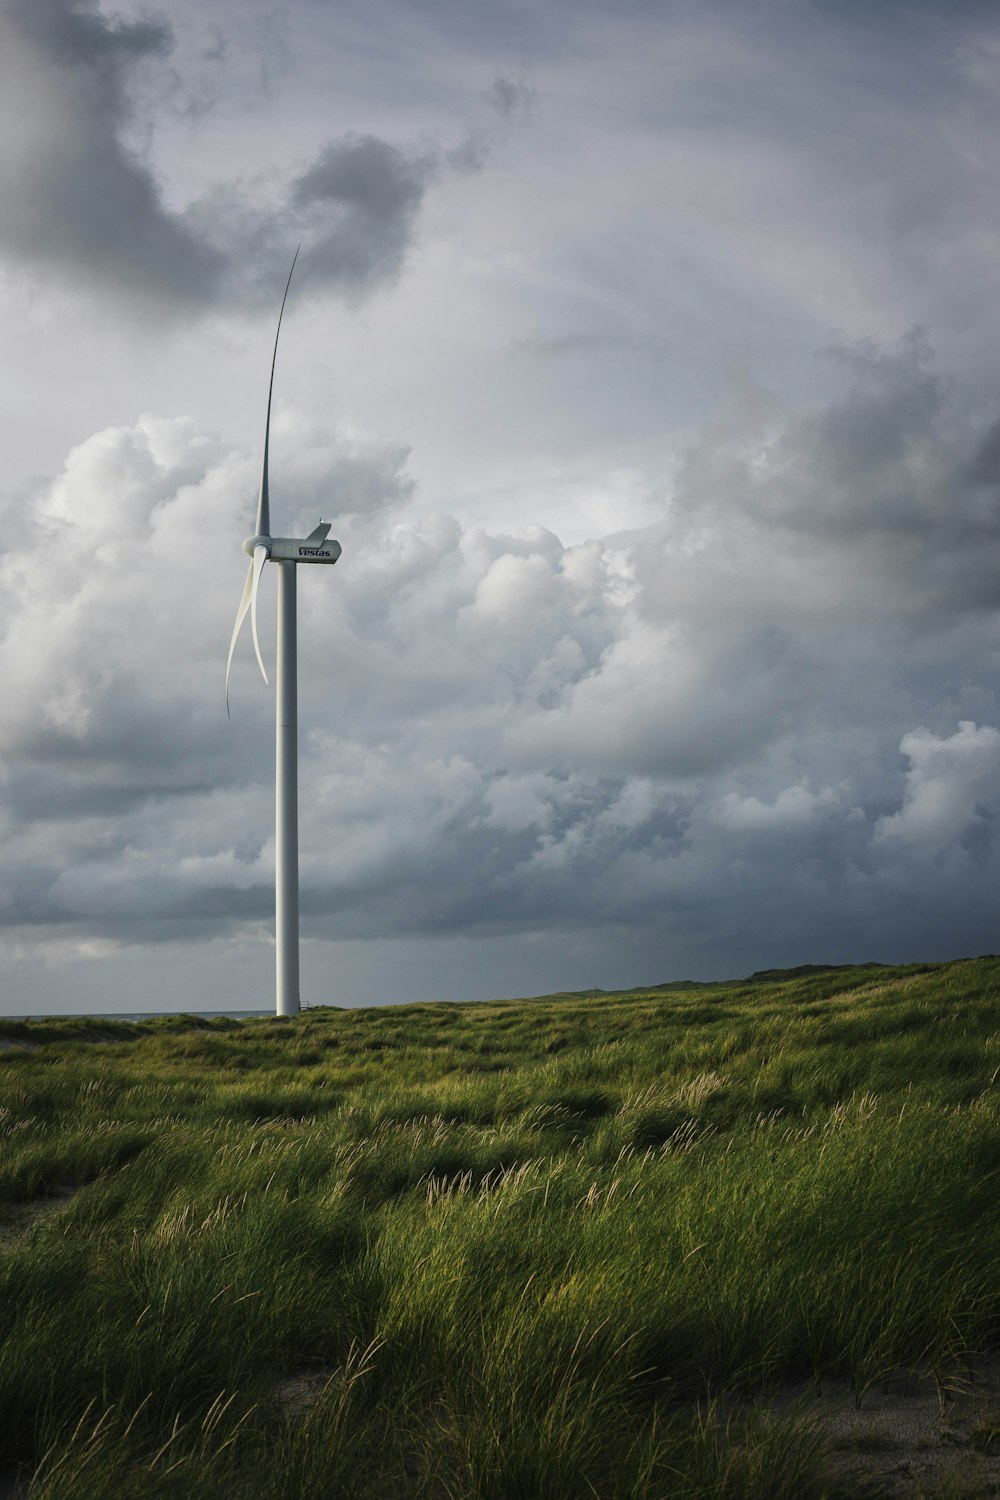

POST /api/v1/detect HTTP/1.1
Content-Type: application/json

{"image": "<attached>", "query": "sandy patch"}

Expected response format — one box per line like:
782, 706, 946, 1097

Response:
0, 1185, 79, 1243
768, 1365, 1000, 1497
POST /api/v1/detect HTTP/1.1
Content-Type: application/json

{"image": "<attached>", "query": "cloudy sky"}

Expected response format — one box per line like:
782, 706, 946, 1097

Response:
1, 0, 999, 1013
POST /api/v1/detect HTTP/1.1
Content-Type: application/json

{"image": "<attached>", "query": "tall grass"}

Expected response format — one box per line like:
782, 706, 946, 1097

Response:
0, 956, 997, 1495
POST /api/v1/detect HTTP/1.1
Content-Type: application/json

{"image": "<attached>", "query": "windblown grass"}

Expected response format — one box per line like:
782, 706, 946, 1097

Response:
0, 956, 998, 1495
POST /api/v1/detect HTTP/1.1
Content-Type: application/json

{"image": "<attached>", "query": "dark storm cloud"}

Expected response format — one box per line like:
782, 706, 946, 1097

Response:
12, 0, 170, 68
3, 332, 1000, 980
292, 137, 431, 301
0, 0, 440, 315
0, 0, 222, 307
5, 0, 1000, 1005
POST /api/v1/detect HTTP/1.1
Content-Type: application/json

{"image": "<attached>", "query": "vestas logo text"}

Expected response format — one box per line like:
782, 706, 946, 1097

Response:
298, 547, 331, 557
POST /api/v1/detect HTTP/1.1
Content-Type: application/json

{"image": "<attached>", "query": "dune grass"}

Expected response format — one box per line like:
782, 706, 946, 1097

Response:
0, 956, 998, 1495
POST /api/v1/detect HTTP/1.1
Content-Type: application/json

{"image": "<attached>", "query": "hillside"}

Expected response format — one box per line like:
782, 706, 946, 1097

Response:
1, 956, 1000, 1497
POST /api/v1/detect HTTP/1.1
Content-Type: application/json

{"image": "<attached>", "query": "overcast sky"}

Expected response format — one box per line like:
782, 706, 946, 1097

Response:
1, 0, 999, 1013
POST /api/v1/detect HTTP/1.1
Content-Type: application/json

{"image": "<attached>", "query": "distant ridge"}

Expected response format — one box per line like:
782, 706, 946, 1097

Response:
625, 979, 714, 993
635, 961, 901, 993
536, 960, 939, 1005
744, 961, 886, 983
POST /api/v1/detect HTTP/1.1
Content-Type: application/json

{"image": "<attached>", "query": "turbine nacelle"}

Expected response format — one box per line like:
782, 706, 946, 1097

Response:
242, 524, 342, 565
273, 536, 342, 563
226, 522, 341, 710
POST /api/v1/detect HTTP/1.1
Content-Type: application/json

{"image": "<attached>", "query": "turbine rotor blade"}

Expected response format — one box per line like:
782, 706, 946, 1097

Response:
256, 245, 300, 540
225, 559, 254, 718
250, 543, 270, 684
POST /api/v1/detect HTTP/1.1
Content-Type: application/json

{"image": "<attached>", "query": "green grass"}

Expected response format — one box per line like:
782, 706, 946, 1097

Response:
0, 956, 998, 1495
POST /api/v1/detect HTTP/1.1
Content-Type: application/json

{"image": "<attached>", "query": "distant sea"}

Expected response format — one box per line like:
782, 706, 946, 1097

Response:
6, 1010, 274, 1023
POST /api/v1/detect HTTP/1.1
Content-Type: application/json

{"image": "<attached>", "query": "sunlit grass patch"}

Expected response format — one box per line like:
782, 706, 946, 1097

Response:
0, 956, 998, 1494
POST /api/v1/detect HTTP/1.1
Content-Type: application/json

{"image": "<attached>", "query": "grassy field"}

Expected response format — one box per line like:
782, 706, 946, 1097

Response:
1, 956, 999, 1497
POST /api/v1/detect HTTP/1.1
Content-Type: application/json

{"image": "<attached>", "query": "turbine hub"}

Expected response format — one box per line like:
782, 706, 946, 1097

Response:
243, 534, 272, 558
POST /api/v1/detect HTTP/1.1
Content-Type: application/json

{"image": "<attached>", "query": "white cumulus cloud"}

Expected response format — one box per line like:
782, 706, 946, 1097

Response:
876, 721, 1000, 847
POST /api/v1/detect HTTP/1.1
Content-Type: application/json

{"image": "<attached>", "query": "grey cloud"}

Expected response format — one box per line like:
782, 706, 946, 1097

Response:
4, 331, 1000, 982
487, 74, 535, 123
6, 0, 1000, 1010
445, 70, 537, 175
291, 137, 432, 303
513, 331, 640, 359
0, 0, 222, 309
968, 417, 1000, 486
200, 29, 227, 66
663, 332, 1000, 625
0, 0, 440, 316
12, 0, 170, 67
254, 9, 294, 96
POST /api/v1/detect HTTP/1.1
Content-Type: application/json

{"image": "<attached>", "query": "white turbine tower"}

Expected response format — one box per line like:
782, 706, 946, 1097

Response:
226, 250, 342, 1017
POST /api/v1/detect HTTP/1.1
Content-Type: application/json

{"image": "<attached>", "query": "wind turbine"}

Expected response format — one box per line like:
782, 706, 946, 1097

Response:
226, 249, 342, 1017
